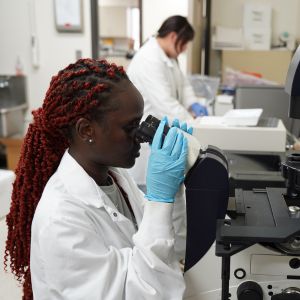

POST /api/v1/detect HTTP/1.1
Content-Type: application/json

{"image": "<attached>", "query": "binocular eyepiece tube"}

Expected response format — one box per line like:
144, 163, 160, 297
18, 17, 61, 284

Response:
135, 115, 169, 144
135, 115, 202, 173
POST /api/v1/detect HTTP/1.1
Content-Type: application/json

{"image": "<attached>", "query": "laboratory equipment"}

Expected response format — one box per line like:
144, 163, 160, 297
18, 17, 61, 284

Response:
185, 44, 300, 300
136, 115, 230, 271
215, 41, 300, 300
136, 115, 201, 171
192, 117, 286, 153
191, 108, 288, 196
234, 85, 300, 138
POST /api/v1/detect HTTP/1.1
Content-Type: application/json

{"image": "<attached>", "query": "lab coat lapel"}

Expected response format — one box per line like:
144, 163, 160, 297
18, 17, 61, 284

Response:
95, 180, 138, 244
57, 151, 104, 208
159, 46, 177, 99
57, 152, 140, 241
160, 50, 183, 102
98, 188, 137, 242
173, 60, 184, 102
109, 168, 144, 225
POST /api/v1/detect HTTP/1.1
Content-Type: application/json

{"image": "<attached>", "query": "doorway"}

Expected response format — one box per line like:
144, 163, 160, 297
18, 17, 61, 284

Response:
91, 0, 142, 70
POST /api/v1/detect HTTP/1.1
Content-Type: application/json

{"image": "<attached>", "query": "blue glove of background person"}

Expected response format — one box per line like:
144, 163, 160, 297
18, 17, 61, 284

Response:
190, 102, 208, 117
145, 117, 188, 203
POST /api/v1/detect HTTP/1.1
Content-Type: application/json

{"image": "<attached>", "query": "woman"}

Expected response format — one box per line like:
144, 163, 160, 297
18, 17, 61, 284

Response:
128, 15, 208, 120
5, 59, 189, 299
127, 15, 207, 186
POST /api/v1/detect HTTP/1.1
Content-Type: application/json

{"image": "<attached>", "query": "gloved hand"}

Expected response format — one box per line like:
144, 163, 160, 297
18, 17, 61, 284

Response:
189, 102, 208, 117
145, 117, 188, 203
172, 118, 193, 135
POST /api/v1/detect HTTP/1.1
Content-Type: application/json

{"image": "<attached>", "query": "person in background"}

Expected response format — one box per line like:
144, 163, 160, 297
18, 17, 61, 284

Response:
4, 58, 189, 300
127, 15, 207, 188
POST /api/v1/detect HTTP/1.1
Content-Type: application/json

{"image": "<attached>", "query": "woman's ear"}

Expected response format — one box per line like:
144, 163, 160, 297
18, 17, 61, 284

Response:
75, 118, 94, 144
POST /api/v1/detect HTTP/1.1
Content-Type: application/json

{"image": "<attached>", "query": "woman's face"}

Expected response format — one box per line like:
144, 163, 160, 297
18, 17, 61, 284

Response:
88, 81, 144, 169
169, 33, 190, 58
177, 41, 189, 54
174, 40, 189, 57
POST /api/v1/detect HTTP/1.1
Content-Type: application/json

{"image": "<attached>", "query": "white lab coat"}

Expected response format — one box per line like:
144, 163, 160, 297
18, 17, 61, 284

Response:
127, 37, 196, 121
127, 37, 197, 185
30, 150, 187, 300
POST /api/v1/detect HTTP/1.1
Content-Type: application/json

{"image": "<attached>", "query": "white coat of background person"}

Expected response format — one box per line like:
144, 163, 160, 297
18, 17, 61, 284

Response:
127, 15, 208, 186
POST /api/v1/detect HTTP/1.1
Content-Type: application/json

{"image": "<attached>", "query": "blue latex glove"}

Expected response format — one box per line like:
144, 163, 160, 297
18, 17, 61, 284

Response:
172, 118, 193, 135
145, 117, 188, 203
190, 102, 208, 117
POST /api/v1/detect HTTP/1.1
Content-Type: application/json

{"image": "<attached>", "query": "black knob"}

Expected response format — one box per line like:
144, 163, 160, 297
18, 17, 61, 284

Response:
289, 258, 300, 269
237, 281, 263, 300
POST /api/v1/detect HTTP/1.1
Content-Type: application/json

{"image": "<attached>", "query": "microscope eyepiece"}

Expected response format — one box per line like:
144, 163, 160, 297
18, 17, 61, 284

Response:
135, 115, 169, 143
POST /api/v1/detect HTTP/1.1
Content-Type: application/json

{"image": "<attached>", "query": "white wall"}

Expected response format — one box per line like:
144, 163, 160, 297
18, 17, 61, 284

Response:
0, 0, 92, 124
142, 0, 189, 73
142, 0, 188, 40
212, 0, 300, 45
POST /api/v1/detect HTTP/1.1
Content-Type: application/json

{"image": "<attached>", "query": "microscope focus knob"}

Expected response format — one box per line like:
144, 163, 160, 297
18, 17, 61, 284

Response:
271, 287, 300, 299
237, 281, 263, 300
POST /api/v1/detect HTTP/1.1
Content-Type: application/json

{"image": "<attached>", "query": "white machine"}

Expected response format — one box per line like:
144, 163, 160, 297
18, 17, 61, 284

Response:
184, 46, 300, 300
184, 242, 300, 300
184, 183, 300, 300
192, 115, 286, 154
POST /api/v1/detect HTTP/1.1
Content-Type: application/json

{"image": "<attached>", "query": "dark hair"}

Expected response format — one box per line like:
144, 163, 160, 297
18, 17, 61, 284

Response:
4, 58, 128, 300
157, 15, 195, 49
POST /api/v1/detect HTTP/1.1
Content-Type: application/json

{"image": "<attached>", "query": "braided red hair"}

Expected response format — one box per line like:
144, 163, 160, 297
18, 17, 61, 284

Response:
4, 58, 128, 299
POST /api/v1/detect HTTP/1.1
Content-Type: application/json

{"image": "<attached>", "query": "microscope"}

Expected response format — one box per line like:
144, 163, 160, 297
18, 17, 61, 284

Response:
136, 114, 229, 272
183, 47, 300, 300
136, 45, 300, 298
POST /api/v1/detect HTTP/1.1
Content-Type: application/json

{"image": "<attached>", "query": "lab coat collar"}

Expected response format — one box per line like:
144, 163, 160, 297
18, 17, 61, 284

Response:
56, 151, 142, 225
56, 150, 108, 208
150, 37, 175, 68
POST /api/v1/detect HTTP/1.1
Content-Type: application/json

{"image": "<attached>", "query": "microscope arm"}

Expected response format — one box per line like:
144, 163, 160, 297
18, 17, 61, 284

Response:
285, 45, 300, 119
